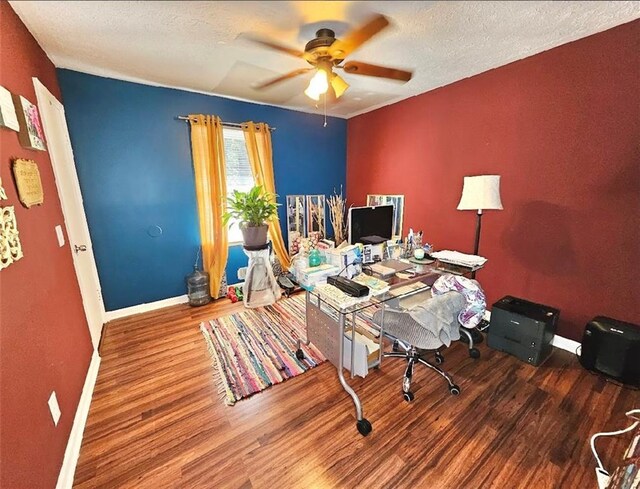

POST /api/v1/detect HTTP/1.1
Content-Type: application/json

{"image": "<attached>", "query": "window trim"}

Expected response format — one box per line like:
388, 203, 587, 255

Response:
222, 127, 253, 246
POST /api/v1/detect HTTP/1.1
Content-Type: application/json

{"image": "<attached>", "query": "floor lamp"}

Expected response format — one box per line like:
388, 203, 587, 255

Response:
457, 175, 503, 276
457, 175, 503, 343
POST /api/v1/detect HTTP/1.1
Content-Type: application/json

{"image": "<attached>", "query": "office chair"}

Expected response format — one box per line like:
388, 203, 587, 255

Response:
432, 274, 486, 360
373, 290, 466, 402
459, 327, 481, 358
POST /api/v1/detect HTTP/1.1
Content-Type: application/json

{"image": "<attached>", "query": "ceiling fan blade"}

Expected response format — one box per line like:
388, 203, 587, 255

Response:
329, 14, 390, 58
254, 68, 314, 89
341, 61, 413, 82
241, 34, 305, 59
330, 74, 349, 98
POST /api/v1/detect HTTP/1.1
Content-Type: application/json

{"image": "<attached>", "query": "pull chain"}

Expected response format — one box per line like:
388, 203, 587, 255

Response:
323, 93, 327, 127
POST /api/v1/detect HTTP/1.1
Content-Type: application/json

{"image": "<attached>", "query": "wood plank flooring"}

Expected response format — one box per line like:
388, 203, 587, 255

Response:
74, 296, 638, 488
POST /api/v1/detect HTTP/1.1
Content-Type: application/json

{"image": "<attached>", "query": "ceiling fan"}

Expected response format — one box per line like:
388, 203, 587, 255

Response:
245, 14, 413, 101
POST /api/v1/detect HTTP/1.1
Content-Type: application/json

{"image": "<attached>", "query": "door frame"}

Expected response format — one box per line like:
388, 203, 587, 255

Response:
33, 77, 106, 348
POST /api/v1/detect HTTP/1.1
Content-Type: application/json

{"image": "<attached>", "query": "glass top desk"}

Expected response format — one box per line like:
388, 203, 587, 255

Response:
299, 261, 482, 436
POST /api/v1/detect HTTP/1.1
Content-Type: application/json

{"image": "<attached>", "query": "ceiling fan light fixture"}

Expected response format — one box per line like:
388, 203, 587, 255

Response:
247, 14, 413, 106
331, 74, 349, 98
304, 68, 329, 101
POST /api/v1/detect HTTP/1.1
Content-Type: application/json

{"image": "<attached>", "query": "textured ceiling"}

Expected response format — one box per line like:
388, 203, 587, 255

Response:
10, 1, 640, 118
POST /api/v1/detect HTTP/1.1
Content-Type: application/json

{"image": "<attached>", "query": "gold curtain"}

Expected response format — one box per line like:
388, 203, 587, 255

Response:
189, 115, 228, 296
241, 122, 291, 269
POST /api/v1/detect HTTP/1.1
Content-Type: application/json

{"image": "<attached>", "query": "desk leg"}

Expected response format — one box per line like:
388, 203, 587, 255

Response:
350, 311, 356, 379
337, 313, 372, 436
378, 303, 386, 366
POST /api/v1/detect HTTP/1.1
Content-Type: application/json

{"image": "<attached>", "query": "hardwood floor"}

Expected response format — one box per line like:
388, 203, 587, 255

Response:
74, 296, 638, 488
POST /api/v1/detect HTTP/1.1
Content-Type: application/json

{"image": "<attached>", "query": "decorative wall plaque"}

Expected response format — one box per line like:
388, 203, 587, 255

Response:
0, 206, 23, 270
13, 95, 46, 151
12, 158, 43, 207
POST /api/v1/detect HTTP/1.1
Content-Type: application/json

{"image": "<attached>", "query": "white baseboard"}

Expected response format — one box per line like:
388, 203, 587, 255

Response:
483, 309, 579, 353
105, 294, 189, 321
56, 349, 101, 489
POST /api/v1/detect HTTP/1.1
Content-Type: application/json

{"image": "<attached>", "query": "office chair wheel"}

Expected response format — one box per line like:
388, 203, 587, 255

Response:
357, 418, 372, 436
449, 384, 461, 396
469, 347, 480, 359
403, 391, 415, 402
435, 352, 444, 364
295, 349, 305, 360
392, 340, 400, 352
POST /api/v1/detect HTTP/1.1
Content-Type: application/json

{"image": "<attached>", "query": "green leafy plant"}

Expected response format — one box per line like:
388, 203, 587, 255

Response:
223, 185, 279, 228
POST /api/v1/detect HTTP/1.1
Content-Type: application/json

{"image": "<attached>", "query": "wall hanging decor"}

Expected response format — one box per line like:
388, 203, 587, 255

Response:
367, 194, 405, 240
306, 194, 326, 239
0, 177, 7, 200
286, 195, 306, 255
13, 95, 46, 151
0, 86, 20, 131
12, 158, 44, 207
0, 206, 24, 270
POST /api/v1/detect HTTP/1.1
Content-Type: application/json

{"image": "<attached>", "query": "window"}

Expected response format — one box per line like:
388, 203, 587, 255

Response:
223, 128, 254, 243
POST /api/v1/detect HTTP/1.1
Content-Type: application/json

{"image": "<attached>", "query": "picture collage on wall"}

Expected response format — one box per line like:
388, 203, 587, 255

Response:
0, 85, 49, 271
286, 194, 327, 255
1, 84, 47, 152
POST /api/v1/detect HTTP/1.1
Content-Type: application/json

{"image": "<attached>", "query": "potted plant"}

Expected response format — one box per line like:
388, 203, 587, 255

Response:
223, 185, 279, 247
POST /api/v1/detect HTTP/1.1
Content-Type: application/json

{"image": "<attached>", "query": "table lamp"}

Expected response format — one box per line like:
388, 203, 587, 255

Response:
457, 174, 503, 265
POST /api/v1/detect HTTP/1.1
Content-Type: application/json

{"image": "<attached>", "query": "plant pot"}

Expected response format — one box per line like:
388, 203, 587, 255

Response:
241, 224, 268, 248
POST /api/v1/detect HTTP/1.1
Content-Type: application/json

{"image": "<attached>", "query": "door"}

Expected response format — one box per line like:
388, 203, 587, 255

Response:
33, 78, 105, 349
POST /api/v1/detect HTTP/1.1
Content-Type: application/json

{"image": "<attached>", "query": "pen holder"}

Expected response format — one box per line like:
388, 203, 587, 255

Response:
403, 243, 414, 259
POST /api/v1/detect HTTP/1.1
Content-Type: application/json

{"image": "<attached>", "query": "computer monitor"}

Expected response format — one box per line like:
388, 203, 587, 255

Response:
348, 205, 394, 244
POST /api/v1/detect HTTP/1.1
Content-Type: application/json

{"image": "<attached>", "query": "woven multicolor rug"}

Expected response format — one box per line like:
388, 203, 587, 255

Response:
200, 294, 326, 405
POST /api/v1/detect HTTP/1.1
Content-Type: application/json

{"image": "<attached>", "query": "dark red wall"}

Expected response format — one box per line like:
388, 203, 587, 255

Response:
0, 3, 94, 487
347, 21, 640, 341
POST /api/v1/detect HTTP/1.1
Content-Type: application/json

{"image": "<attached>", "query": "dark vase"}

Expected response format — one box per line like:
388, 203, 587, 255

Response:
241, 224, 268, 248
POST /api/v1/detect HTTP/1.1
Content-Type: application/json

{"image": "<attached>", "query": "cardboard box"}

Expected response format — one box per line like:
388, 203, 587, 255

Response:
342, 330, 381, 378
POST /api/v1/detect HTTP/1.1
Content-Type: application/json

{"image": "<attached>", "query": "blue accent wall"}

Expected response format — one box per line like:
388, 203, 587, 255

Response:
57, 70, 347, 311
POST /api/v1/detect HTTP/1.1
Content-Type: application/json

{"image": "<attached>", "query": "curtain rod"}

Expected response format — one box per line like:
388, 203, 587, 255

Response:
176, 115, 276, 131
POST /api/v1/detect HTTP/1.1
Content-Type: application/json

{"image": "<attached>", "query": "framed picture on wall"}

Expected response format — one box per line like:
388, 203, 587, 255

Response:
13, 95, 46, 151
0, 86, 20, 132
286, 195, 306, 255
367, 194, 405, 240
306, 195, 326, 239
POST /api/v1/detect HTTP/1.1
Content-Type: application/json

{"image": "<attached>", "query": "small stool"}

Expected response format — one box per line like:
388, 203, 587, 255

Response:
243, 244, 281, 308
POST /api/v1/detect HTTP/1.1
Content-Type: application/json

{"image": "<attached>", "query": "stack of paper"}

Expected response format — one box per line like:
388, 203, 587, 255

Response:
430, 250, 487, 267
351, 273, 390, 296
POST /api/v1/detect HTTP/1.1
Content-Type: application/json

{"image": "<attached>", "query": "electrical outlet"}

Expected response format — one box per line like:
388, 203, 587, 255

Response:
48, 391, 61, 426
237, 267, 247, 280
55, 225, 65, 247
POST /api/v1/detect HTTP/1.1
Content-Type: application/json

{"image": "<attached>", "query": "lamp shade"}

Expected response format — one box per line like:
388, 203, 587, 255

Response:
457, 175, 503, 211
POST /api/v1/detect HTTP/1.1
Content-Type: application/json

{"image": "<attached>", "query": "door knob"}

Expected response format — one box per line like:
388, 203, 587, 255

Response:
74, 244, 87, 253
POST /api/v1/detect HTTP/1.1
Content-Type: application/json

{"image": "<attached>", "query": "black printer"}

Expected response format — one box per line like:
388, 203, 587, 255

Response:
487, 296, 560, 366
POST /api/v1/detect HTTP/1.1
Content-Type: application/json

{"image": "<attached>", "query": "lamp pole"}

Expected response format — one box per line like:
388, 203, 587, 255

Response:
471, 209, 483, 279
